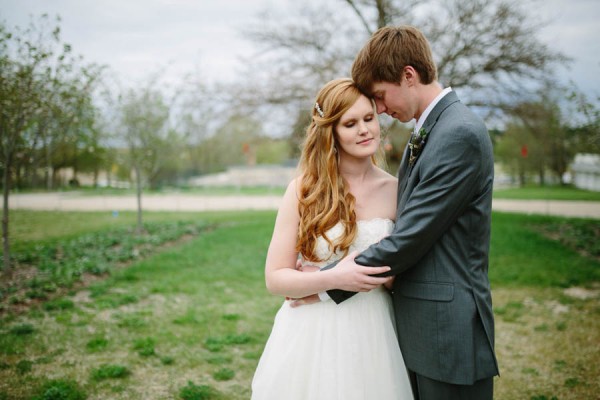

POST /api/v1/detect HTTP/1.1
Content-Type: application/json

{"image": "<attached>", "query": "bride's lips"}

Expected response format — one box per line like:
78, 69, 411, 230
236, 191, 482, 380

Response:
357, 138, 374, 145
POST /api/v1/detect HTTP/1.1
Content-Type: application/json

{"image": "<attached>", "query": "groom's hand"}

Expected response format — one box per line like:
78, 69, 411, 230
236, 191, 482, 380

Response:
295, 259, 320, 273
288, 260, 323, 307
289, 294, 320, 308
333, 250, 392, 292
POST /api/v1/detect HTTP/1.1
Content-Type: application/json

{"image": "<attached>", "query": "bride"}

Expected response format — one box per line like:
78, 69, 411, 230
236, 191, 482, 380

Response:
252, 78, 414, 399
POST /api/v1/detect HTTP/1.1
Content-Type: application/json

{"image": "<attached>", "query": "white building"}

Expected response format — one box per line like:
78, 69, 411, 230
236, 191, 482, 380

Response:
571, 153, 600, 192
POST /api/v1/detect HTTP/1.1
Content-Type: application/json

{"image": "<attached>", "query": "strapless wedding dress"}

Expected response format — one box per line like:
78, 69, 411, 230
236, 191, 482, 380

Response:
252, 218, 413, 400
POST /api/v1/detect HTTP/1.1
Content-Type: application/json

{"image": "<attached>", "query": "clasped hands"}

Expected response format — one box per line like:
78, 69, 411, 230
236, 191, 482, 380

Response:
288, 250, 393, 308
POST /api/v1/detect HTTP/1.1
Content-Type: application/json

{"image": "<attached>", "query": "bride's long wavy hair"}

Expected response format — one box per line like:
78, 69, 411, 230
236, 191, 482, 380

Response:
296, 78, 382, 262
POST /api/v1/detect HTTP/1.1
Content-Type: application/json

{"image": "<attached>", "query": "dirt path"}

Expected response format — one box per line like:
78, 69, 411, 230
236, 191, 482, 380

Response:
7, 192, 600, 218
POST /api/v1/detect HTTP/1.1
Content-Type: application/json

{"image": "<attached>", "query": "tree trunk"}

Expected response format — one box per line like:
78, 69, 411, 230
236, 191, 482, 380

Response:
52, 168, 59, 188
538, 169, 545, 186
518, 164, 526, 186
45, 134, 53, 191
29, 159, 38, 188
93, 167, 99, 188
15, 164, 22, 189
2, 161, 11, 276
135, 164, 143, 234
72, 146, 79, 185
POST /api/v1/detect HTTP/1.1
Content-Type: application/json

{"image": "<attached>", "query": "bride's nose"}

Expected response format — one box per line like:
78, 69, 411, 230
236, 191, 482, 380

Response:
358, 120, 369, 134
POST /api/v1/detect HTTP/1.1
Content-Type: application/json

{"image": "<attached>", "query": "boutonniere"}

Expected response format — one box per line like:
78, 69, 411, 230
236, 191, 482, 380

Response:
408, 127, 429, 167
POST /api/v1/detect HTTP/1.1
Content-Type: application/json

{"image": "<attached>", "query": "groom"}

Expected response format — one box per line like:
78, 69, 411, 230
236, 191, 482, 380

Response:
317, 26, 499, 399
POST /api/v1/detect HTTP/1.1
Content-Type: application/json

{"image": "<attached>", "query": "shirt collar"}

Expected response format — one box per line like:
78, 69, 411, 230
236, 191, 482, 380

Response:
414, 86, 453, 132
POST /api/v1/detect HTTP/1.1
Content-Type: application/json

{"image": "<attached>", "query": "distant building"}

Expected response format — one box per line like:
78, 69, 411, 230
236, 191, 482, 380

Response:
571, 153, 600, 192
188, 165, 298, 188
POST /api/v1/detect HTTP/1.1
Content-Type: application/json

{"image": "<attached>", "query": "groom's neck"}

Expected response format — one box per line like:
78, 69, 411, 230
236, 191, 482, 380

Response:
414, 81, 443, 121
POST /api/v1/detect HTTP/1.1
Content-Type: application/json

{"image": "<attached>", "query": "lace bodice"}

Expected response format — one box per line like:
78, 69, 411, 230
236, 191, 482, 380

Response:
305, 218, 394, 269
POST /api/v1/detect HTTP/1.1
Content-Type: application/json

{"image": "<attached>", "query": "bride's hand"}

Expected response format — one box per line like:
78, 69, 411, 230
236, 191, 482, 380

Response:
332, 250, 392, 292
384, 276, 396, 291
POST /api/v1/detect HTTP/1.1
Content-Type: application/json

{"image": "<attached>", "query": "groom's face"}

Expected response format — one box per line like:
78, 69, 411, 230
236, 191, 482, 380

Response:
371, 81, 415, 123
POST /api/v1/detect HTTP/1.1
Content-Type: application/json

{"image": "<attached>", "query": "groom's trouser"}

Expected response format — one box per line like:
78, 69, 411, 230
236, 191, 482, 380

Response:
410, 372, 493, 400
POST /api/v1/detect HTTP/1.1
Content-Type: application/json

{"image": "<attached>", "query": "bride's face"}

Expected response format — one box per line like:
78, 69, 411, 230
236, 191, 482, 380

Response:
334, 95, 380, 160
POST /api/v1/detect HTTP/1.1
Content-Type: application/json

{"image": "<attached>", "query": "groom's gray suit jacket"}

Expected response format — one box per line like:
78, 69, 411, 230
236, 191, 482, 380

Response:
326, 91, 499, 385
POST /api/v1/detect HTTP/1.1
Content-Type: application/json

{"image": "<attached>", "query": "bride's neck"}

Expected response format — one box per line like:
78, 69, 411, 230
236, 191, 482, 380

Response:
339, 157, 375, 185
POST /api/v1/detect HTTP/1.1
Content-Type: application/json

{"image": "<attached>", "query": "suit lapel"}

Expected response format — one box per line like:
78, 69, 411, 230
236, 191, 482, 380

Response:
397, 145, 411, 205
396, 91, 462, 208
406, 91, 461, 177
420, 91, 460, 137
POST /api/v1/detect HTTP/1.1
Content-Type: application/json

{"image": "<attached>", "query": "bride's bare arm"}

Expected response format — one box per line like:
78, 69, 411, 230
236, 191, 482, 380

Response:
265, 179, 391, 299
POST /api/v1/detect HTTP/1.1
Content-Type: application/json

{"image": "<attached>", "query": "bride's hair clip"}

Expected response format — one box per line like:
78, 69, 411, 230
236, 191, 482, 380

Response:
314, 102, 324, 118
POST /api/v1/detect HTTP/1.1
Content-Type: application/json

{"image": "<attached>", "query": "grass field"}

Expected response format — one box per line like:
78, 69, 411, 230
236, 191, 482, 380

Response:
492, 185, 600, 201
0, 210, 599, 399
16, 182, 600, 201
20, 186, 287, 197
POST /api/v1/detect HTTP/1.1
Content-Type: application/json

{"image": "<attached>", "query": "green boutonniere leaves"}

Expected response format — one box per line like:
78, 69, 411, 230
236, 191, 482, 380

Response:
408, 127, 429, 166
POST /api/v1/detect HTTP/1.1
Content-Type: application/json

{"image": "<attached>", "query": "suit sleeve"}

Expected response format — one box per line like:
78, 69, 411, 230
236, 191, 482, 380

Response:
327, 125, 486, 303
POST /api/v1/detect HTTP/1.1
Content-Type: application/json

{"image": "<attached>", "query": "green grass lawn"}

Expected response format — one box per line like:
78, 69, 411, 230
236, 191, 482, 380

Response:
0, 210, 598, 399
8, 210, 205, 251
16, 185, 287, 197
493, 184, 600, 201
16, 183, 600, 200
490, 213, 600, 287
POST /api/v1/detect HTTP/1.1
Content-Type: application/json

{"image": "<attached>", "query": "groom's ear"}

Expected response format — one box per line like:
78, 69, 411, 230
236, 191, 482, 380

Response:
403, 66, 418, 86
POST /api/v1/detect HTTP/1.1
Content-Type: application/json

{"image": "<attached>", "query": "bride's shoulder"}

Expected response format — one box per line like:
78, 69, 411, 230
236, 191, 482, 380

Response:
373, 167, 398, 188
373, 166, 396, 179
286, 174, 304, 198
281, 176, 302, 206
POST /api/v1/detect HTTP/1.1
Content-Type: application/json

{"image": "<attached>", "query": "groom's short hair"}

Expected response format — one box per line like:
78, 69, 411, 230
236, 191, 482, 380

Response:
352, 25, 438, 97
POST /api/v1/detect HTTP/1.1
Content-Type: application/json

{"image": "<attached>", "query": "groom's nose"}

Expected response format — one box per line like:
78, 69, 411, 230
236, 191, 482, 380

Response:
375, 100, 386, 114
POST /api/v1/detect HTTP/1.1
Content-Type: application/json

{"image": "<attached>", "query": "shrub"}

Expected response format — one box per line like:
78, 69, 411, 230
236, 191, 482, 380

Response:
160, 356, 175, 365
205, 355, 232, 365
85, 337, 109, 352
203, 333, 251, 352
132, 337, 155, 357
16, 359, 33, 374
10, 323, 35, 335
203, 337, 223, 353
179, 381, 219, 400
31, 379, 86, 400
222, 333, 251, 345
213, 368, 234, 381
221, 313, 240, 321
91, 364, 131, 380
43, 299, 75, 311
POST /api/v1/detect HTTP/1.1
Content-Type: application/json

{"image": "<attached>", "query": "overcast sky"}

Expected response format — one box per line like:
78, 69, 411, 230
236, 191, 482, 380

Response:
1, 0, 599, 102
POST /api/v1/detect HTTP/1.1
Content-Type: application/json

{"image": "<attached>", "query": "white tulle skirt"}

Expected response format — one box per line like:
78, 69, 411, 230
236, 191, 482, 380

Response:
252, 287, 414, 400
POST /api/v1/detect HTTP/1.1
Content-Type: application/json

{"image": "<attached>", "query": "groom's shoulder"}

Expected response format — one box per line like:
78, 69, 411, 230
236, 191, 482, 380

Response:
440, 106, 485, 131
434, 107, 489, 150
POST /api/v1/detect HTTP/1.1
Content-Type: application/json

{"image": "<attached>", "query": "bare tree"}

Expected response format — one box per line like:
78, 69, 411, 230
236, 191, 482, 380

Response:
118, 84, 171, 232
234, 4, 360, 120
344, 0, 418, 33
171, 70, 218, 176
0, 16, 56, 275
567, 89, 600, 154
236, 0, 568, 131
